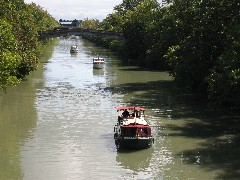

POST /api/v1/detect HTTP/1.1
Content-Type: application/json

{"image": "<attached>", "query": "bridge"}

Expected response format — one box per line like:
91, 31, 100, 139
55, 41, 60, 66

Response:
39, 27, 124, 41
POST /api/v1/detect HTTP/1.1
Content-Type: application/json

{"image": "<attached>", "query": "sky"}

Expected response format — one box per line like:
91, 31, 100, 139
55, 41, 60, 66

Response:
24, 0, 123, 21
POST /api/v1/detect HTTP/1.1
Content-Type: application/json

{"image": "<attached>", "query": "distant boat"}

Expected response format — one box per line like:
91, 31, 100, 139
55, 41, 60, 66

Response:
114, 106, 154, 150
93, 56, 104, 69
70, 45, 78, 53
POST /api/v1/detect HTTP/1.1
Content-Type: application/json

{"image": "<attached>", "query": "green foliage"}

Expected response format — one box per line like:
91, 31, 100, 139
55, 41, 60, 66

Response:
28, 3, 59, 31
124, 0, 164, 65
145, 7, 177, 69
0, 52, 21, 90
100, 13, 123, 32
100, 0, 169, 67
84, 35, 124, 54
208, 17, 240, 109
0, 0, 58, 90
109, 40, 125, 53
98, 0, 164, 63
165, 0, 240, 108
80, 18, 100, 29
114, 0, 146, 14
0, 19, 21, 90
99, 0, 147, 33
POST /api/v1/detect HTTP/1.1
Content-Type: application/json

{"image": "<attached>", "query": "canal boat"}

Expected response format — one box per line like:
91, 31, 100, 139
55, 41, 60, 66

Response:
114, 106, 154, 150
93, 56, 104, 69
70, 45, 78, 53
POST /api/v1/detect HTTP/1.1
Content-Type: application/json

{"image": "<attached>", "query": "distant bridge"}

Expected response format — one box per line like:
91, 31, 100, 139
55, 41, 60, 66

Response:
39, 27, 124, 41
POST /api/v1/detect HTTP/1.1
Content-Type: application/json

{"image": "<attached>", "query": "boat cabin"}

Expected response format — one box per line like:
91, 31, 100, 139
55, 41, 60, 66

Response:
93, 57, 104, 62
120, 125, 152, 137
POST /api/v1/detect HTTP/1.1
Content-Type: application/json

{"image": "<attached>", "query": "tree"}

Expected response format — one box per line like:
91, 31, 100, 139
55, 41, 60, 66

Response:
114, 0, 146, 14
0, 0, 58, 90
0, 19, 21, 90
122, 0, 160, 61
164, 0, 240, 108
80, 18, 100, 29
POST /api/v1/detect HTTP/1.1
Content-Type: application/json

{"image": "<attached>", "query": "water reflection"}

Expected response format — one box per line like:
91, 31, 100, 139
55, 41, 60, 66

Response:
0, 40, 56, 180
0, 84, 36, 179
70, 53, 78, 58
117, 148, 153, 172
93, 69, 104, 76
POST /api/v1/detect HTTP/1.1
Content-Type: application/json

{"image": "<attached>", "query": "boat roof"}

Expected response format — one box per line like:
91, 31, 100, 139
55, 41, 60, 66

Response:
122, 124, 151, 128
93, 57, 104, 60
117, 106, 145, 111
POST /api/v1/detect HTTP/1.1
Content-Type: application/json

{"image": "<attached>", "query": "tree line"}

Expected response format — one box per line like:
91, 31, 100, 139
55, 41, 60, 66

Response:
0, 0, 58, 91
81, 0, 240, 110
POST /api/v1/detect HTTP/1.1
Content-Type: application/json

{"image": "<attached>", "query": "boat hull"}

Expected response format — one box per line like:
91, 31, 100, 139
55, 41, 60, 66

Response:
115, 136, 154, 150
93, 62, 104, 69
70, 49, 78, 53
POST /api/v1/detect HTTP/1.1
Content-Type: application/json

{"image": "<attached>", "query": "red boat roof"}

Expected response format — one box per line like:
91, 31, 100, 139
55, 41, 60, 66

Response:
116, 106, 145, 111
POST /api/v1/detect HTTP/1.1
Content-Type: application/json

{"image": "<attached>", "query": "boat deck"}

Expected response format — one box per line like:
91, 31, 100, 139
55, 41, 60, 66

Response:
121, 117, 149, 126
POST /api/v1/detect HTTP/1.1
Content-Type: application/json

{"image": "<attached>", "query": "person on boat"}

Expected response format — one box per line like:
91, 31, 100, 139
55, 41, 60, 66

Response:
139, 128, 148, 136
131, 110, 140, 117
131, 112, 135, 117
122, 109, 130, 117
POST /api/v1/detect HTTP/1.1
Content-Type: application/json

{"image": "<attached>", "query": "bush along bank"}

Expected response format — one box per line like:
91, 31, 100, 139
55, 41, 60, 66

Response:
0, 1, 58, 91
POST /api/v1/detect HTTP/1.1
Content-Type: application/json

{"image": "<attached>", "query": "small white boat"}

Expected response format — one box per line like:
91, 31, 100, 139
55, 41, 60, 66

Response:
70, 45, 78, 53
93, 57, 104, 69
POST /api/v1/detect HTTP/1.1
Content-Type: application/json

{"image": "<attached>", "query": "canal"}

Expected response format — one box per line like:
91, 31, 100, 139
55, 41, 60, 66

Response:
0, 37, 239, 180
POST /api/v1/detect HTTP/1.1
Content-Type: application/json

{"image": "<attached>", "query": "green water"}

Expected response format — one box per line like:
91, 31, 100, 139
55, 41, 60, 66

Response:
0, 37, 239, 180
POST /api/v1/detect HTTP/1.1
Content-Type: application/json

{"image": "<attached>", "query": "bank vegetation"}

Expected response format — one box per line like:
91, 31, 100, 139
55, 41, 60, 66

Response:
0, 0, 58, 91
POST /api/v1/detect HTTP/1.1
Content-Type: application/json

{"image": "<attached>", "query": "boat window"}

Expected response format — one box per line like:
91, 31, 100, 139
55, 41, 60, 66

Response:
121, 127, 137, 136
147, 128, 151, 135
138, 128, 149, 136
131, 110, 141, 117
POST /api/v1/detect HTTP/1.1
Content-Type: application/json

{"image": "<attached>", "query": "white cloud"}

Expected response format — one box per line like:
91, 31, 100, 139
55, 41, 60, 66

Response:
24, 0, 122, 21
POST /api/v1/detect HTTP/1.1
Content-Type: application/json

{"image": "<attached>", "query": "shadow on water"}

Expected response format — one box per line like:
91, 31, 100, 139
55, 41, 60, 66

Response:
105, 79, 175, 110
171, 107, 240, 179
106, 65, 240, 179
